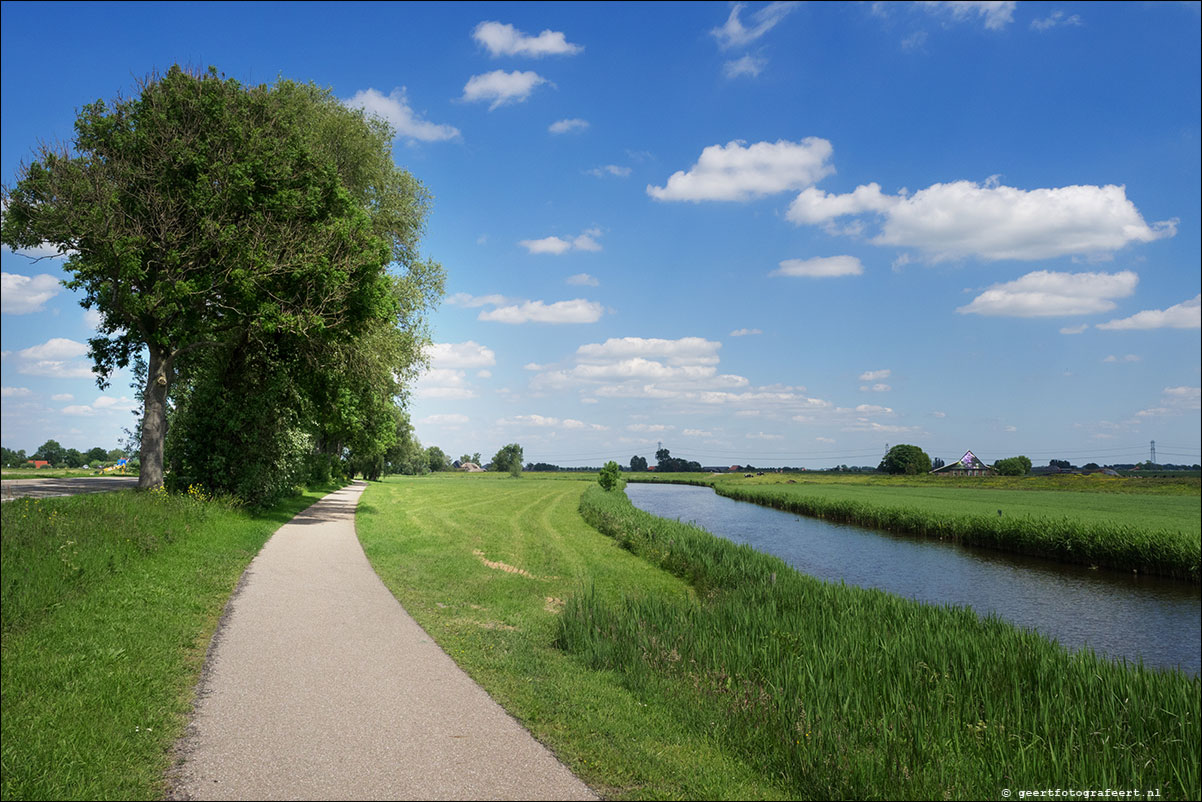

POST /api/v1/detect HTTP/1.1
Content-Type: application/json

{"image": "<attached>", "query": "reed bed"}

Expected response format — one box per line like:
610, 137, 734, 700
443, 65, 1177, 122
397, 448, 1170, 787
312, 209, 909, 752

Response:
558, 485, 1200, 800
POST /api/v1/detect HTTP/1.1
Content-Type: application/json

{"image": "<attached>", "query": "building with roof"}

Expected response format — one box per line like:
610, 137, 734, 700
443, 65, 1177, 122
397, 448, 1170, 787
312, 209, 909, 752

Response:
930, 450, 995, 477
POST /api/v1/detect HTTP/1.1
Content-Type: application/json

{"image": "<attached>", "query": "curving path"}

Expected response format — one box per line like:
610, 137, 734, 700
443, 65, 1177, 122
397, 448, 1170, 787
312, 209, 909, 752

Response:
170, 481, 596, 801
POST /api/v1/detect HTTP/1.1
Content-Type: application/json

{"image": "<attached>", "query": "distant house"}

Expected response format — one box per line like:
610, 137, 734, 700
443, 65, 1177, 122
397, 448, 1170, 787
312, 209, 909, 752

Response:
930, 450, 995, 477
25, 460, 52, 469
729, 465, 742, 472
459, 462, 484, 473
452, 460, 462, 469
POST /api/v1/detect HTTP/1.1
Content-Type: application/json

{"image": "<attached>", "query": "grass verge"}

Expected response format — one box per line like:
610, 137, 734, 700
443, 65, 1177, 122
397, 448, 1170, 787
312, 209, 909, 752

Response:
0, 484, 336, 801
559, 484, 1200, 800
356, 475, 799, 800
631, 476, 1200, 581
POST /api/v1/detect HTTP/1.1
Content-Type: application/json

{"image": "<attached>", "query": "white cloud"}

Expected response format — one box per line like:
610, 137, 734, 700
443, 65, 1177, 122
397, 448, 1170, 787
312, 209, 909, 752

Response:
479, 299, 604, 324
648, 138, 834, 202
724, 55, 767, 78
415, 367, 477, 400
91, 395, 136, 411
919, 1, 1016, 31
788, 180, 1175, 262
473, 21, 582, 57
957, 270, 1139, 317
3, 242, 72, 260
816, 436, 836, 444
730, 328, 762, 337
520, 227, 603, 254
420, 413, 470, 426
1060, 324, 1089, 335
446, 292, 513, 308
344, 87, 460, 143
683, 428, 713, 437
51, 393, 74, 401
498, 414, 606, 431
1103, 354, 1140, 363
61, 404, 96, 416
1030, 10, 1082, 31
1096, 294, 1201, 331
772, 255, 864, 278
519, 236, 572, 255
462, 70, 550, 110
2, 386, 33, 398
426, 341, 496, 369
628, 423, 672, 433
83, 308, 103, 329
711, 2, 799, 49
549, 118, 589, 134
14, 338, 94, 378
586, 165, 632, 178
860, 383, 892, 392
859, 369, 891, 382
747, 431, 784, 440
1135, 386, 1201, 418
566, 273, 599, 287
577, 337, 722, 366
932, 411, 947, 418
1, 272, 63, 314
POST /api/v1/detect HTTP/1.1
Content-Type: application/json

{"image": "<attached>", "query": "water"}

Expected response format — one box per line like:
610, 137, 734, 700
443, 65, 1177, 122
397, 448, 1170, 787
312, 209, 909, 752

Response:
625, 482, 1201, 675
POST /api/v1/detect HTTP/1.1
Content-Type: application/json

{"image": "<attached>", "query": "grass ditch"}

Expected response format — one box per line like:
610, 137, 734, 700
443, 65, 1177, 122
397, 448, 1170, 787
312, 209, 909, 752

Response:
0, 483, 336, 801
559, 484, 1200, 800
631, 476, 1200, 582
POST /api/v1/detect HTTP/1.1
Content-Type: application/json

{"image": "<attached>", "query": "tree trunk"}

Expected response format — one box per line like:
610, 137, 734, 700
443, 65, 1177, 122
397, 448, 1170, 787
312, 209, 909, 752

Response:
138, 344, 170, 490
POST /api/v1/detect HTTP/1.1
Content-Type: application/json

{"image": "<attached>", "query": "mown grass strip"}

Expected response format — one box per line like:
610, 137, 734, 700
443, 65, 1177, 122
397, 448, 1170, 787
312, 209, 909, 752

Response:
356, 475, 799, 800
0, 484, 336, 801
559, 484, 1200, 800
631, 476, 1200, 581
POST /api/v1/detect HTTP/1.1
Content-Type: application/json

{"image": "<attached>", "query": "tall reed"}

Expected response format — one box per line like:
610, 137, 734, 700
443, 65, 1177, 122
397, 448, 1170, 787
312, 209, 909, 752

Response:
558, 485, 1200, 800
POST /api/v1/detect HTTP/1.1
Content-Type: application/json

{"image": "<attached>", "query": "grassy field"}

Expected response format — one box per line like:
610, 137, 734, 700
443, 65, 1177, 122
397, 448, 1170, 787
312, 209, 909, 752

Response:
357, 474, 1200, 800
629, 473, 1200, 581
356, 475, 799, 800
1, 467, 137, 480
0, 484, 335, 801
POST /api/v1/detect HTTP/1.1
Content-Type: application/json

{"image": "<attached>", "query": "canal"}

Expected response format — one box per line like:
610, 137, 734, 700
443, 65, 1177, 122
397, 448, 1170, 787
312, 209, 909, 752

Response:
626, 482, 1201, 675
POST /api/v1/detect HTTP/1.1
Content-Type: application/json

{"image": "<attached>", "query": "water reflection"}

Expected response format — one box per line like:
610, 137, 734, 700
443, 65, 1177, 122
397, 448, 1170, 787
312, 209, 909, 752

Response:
626, 483, 1201, 675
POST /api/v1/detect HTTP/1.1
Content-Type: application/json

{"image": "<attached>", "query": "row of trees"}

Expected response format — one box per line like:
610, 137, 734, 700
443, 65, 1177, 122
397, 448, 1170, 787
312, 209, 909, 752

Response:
1, 441, 126, 469
2, 67, 444, 505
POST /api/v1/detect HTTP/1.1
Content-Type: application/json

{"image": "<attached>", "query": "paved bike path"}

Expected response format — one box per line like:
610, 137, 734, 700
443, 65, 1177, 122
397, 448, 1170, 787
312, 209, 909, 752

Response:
171, 481, 596, 800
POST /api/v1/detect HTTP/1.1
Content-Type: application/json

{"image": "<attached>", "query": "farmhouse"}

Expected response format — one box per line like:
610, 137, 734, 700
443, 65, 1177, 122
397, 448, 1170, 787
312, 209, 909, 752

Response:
931, 450, 995, 477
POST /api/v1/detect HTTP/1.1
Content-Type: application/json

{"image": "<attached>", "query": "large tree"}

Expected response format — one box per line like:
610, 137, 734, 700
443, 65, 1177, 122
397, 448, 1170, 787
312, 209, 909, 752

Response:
878, 444, 932, 475
2, 67, 441, 491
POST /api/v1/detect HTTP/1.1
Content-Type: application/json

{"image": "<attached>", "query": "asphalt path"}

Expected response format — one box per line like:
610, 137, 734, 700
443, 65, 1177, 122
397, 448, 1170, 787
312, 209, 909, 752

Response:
170, 481, 596, 801
1, 475, 138, 501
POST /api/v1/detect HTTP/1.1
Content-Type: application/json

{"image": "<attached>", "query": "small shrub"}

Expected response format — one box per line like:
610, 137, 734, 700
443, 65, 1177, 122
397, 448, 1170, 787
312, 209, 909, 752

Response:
598, 460, 622, 491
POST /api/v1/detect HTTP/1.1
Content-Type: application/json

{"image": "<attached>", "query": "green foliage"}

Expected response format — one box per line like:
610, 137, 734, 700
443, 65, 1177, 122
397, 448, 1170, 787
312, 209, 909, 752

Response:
563, 485, 1200, 799
598, 460, 623, 491
32, 440, 65, 465
878, 443, 932, 475
629, 454, 648, 472
654, 447, 703, 472
491, 443, 524, 475
425, 445, 449, 472
994, 455, 1033, 476
2, 66, 442, 497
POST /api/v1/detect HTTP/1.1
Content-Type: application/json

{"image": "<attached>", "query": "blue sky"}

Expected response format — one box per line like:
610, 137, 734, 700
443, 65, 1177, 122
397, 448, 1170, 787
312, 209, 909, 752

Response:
2, 1, 1199, 468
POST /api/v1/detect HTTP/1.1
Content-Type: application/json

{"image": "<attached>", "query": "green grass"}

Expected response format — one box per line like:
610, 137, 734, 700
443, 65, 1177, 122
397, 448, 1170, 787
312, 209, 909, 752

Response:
0, 484, 336, 801
356, 475, 799, 800
1, 468, 137, 480
631, 474, 1200, 581
558, 484, 1200, 800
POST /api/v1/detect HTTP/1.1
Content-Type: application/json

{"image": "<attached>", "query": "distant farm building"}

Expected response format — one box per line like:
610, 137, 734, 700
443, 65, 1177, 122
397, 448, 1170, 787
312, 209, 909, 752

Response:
458, 462, 485, 473
931, 450, 995, 477
25, 460, 51, 469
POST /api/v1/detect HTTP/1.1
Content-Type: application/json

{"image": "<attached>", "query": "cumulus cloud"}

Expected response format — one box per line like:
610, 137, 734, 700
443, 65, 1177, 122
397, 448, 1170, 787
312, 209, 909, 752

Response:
51, 393, 74, 401
772, 255, 864, 278
1096, 294, 1201, 331
859, 369, 891, 382
711, 2, 799, 49
446, 292, 513, 308
426, 341, 496, 369
919, 1, 1016, 31
549, 118, 589, 134
747, 431, 784, 440
957, 270, 1139, 317
1030, 10, 1082, 31
860, 383, 892, 393
724, 55, 766, 78
14, 338, 94, 378
479, 299, 604, 324
730, 328, 762, 337
683, 428, 714, 437
419, 413, 470, 426
567, 273, 599, 287
498, 414, 606, 431
473, 21, 582, 57
648, 138, 834, 202
462, 70, 550, 110
628, 423, 672, 433
1103, 354, 1140, 363
2, 386, 33, 398
519, 227, 603, 254
1135, 386, 1201, 418
1060, 324, 1089, 335
2, 272, 63, 314
788, 180, 1175, 262
344, 87, 460, 142
577, 337, 722, 366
